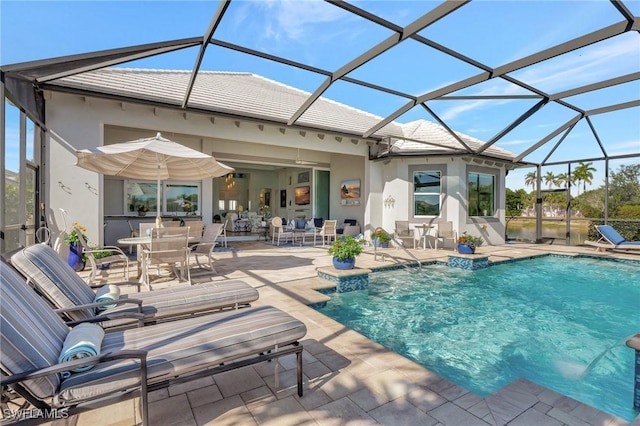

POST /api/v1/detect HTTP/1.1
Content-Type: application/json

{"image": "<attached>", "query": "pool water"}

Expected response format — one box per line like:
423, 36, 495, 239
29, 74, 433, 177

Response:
314, 256, 640, 421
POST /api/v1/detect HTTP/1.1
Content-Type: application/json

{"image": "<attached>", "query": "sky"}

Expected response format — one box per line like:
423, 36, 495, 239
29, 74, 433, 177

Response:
2, 0, 639, 194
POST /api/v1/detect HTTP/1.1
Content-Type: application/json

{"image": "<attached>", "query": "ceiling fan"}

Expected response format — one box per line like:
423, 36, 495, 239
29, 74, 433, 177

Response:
295, 148, 318, 165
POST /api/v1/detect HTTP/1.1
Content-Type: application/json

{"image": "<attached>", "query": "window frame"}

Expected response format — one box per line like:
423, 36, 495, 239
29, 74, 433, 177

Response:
125, 180, 202, 216
465, 164, 501, 222
408, 164, 446, 221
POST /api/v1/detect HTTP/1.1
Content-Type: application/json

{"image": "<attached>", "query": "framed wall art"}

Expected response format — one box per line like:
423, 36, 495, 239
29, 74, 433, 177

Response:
297, 171, 310, 183
294, 186, 311, 205
340, 179, 361, 199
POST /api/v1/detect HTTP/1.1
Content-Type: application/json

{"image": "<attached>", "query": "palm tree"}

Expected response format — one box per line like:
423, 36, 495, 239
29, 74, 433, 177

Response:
524, 171, 537, 191
544, 171, 557, 189
574, 162, 597, 196
556, 172, 572, 189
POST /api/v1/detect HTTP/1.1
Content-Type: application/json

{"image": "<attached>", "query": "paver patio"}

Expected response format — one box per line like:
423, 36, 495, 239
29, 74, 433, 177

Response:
21, 241, 640, 425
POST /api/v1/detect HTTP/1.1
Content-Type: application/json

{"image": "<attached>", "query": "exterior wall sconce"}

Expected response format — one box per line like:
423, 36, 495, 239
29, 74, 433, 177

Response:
384, 195, 395, 208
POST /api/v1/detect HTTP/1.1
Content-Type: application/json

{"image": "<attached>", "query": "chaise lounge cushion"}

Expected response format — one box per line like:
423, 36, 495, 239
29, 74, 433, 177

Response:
1, 265, 307, 406
10, 244, 259, 326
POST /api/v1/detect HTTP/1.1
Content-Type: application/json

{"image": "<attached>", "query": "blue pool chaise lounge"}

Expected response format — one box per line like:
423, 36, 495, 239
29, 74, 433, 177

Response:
585, 225, 640, 252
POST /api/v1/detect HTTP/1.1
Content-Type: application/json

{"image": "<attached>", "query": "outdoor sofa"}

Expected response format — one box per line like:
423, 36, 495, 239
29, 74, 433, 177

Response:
10, 244, 259, 329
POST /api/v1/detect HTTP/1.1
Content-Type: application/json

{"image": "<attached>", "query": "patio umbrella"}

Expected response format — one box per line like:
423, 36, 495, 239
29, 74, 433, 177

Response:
76, 132, 234, 225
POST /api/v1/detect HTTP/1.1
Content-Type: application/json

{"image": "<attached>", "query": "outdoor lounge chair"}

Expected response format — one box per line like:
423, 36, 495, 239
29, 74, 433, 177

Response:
9, 244, 259, 329
0, 265, 306, 426
584, 225, 640, 252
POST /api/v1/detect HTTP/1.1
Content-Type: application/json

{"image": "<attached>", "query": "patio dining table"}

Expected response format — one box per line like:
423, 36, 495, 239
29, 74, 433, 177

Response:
117, 235, 194, 280
415, 224, 435, 250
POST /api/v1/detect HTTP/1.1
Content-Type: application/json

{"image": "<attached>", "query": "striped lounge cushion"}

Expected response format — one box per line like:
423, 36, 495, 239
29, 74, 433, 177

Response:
2, 265, 307, 407
1, 265, 67, 399
11, 244, 260, 326
56, 305, 306, 405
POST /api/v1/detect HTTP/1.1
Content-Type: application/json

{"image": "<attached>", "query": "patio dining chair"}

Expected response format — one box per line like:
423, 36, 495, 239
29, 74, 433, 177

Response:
0, 265, 306, 426
314, 219, 337, 246
435, 221, 457, 250
126, 220, 139, 254
139, 222, 155, 238
73, 226, 129, 285
220, 218, 228, 247
190, 223, 224, 271
9, 243, 259, 329
141, 227, 190, 290
184, 220, 205, 244
394, 221, 416, 249
270, 217, 294, 246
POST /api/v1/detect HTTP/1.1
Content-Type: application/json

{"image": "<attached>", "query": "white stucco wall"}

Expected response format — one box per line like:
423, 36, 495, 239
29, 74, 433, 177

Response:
368, 156, 506, 248
44, 92, 368, 247
44, 91, 507, 251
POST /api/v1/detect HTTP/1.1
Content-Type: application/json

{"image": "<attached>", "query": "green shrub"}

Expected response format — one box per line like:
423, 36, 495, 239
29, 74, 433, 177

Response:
327, 236, 364, 261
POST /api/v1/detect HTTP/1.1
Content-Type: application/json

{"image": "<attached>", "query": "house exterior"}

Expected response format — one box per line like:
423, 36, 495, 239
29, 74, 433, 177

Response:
31, 68, 517, 251
2, 67, 520, 254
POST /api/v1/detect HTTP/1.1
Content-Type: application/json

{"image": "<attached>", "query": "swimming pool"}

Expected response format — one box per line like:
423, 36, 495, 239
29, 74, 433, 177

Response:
314, 255, 640, 421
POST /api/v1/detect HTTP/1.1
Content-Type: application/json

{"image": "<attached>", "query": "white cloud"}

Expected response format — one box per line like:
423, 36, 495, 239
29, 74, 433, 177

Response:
511, 35, 639, 93
437, 35, 639, 121
606, 139, 640, 155
254, 0, 348, 42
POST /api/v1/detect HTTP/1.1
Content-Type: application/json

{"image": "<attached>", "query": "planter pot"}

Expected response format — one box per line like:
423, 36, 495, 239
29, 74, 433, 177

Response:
373, 240, 389, 248
138, 211, 147, 216
332, 257, 356, 270
457, 244, 475, 254
67, 243, 85, 272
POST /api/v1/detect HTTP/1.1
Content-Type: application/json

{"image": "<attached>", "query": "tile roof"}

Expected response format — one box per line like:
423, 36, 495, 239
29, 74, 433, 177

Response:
54, 68, 516, 160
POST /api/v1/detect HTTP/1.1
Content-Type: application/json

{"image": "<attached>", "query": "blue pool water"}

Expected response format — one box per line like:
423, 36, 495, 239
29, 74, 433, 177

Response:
314, 256, 640, 420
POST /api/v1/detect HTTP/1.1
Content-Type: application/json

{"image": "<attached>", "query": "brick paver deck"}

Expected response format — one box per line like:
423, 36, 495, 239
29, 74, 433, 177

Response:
19, 242, 640, 425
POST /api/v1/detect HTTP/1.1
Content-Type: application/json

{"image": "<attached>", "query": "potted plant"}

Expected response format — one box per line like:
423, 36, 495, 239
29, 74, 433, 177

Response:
64, 223, 88, 271
456, 232, 484, 254
92, 248, 114, 269
370, 229, 392, 248
137, 204, 149, 216
327, 236, 364, 270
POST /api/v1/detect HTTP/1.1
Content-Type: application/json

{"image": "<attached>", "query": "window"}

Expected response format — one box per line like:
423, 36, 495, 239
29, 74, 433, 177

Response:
413, 171, 441, 216
126, 181, 158, 214
218, 200, 225, 210
126, 181, 201, 216
468, 172, 495, 216
165, 183, 200, 215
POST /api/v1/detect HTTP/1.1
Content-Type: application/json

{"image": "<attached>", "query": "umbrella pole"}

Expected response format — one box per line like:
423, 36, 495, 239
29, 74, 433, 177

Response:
156, 172, 162, 227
